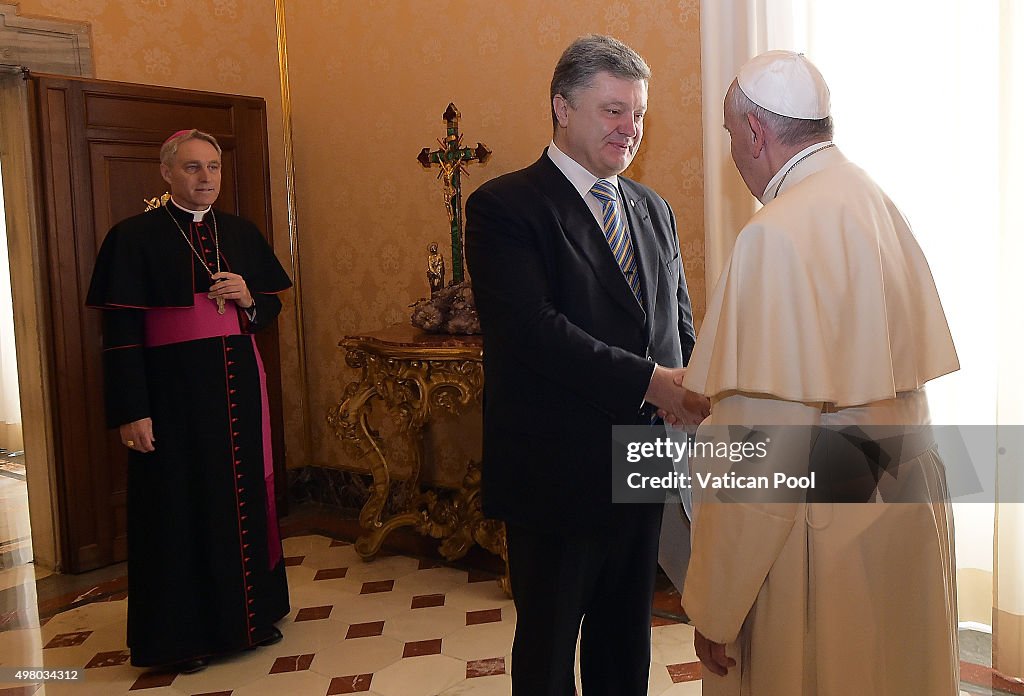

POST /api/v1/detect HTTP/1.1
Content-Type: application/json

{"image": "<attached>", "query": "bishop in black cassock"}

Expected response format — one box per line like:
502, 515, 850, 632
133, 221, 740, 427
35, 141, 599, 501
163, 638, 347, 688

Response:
86, 129, 292, 671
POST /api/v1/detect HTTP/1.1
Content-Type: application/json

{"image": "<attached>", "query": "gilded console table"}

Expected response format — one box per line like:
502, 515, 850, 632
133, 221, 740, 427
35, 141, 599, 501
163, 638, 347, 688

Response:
327, 323, 508, 592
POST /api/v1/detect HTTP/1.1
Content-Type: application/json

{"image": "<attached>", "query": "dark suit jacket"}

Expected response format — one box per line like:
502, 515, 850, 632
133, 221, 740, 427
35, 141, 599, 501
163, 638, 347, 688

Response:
465, 150, 695, 531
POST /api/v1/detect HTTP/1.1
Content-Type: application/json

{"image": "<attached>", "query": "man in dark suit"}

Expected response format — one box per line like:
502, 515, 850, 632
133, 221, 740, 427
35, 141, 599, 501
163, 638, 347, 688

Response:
466, 34, 703, 696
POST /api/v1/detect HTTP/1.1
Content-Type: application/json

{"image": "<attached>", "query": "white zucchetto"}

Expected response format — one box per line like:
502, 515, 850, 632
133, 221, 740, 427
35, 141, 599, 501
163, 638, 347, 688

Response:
737, 50, 831, 120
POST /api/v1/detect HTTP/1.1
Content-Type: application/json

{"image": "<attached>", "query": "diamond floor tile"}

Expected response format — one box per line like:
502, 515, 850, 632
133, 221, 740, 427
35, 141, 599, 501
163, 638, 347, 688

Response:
346, 621, 385, 639
269, 653, 315, 674
326, 672, 374, 694
44, 630, 92, 648
465, 608, 501, 626
410, 593, 445, 609
666, 661, 702, 683
315, 567, 350, 581
359, 580, 395, 595
466, 656, 505, 678
84, 649, 130, 668
402, 638, 442, 658
128, 669, 176, 690
294, 605, 333, 622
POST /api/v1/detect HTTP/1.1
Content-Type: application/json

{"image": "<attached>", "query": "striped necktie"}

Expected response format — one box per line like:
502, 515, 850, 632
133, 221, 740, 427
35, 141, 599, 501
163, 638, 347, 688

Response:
590, 178, 642, 302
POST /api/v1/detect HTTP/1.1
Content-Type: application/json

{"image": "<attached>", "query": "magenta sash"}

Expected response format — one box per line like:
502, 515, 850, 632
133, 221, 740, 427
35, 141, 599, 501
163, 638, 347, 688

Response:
144, 293, 241, 346
143, 293, 282, 568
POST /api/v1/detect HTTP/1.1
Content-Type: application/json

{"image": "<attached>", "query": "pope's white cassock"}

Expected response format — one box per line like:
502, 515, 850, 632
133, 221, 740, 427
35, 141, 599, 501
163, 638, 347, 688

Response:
681, 144, 961, 695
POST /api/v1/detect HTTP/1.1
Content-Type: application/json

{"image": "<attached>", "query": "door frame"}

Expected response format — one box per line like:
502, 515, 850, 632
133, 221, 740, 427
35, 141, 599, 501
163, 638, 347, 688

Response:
0, 71, 62, 571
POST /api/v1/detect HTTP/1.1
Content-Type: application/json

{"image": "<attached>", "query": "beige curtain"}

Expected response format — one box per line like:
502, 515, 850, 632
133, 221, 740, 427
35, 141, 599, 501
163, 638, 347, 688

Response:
698, 0, 830, 288
698, 0, 761, 288
994, 0, 1024, 682
700, 0, 1023, 682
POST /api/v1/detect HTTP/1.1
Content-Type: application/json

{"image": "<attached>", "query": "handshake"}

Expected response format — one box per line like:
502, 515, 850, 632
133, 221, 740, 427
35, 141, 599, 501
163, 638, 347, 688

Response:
644, 365, 711, 426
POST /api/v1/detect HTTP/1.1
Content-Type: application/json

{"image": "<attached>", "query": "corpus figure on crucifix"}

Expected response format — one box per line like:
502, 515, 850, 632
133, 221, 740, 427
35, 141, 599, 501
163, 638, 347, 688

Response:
417, 103, 491, 284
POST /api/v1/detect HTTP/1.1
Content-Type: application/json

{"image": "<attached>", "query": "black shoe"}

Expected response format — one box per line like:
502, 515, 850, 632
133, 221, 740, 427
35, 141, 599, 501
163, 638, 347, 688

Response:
250, 626, 283, 648
173, 658, 209, 674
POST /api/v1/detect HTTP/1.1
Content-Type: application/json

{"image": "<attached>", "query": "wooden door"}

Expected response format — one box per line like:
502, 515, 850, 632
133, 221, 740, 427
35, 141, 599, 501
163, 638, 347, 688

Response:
30, 74, 288, 573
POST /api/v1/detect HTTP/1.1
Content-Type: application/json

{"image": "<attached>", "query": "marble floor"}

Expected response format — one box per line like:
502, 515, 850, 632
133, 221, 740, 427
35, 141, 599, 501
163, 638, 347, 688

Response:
0, 509, 1019, 695
0, 533, 702, 695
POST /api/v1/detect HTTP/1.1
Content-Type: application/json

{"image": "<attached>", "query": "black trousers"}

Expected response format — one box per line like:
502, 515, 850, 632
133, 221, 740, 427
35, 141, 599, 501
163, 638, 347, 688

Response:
506, 504, 662, 696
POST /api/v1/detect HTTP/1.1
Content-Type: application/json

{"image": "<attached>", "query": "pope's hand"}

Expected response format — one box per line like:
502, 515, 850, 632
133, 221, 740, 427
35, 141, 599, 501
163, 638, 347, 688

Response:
694, 629, 735, 677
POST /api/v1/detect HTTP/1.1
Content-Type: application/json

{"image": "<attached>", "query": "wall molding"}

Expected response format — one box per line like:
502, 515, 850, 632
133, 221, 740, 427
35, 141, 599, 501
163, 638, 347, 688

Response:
0, 3, 93, 77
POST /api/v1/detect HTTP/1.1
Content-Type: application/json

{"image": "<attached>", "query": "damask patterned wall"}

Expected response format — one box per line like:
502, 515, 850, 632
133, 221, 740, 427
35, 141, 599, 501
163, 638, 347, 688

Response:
12, 0, 311, 467
284, 0, 705, 476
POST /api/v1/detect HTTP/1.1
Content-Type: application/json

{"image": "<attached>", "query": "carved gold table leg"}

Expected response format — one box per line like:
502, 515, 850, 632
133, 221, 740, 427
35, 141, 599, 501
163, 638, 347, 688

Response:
330, 326, 509, 594
353, 415, 425, 559
327, 347, 425, 559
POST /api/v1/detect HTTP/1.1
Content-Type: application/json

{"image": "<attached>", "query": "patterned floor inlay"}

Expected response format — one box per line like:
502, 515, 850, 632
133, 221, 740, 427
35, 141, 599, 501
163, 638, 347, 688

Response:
0, 533, 1000, 695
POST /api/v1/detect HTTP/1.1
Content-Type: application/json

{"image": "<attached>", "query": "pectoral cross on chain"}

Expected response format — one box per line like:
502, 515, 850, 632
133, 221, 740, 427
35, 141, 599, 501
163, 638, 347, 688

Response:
417, 103, 491, 284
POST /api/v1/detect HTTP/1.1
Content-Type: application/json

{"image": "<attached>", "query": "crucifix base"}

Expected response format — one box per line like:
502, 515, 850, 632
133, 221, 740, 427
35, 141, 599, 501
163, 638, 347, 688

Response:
410, 280, 480, 335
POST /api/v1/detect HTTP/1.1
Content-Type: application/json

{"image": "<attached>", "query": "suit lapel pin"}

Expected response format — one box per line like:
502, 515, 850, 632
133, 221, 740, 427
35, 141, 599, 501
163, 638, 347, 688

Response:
629, 199, 635, 207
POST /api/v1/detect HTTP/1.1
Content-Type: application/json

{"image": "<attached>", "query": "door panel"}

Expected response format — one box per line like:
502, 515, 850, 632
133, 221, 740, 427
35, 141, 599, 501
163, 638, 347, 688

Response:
31, 73, 287, 573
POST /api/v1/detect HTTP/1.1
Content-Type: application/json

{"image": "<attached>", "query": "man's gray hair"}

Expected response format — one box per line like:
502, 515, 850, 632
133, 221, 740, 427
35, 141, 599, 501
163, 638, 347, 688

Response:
726, 82, 833, 146
550, 35, 651, 130
160, 129, 222, 167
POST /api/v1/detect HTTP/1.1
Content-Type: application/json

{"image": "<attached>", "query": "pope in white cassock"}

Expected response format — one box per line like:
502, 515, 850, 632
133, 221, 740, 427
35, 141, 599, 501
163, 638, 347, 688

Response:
679, 51, 961, 695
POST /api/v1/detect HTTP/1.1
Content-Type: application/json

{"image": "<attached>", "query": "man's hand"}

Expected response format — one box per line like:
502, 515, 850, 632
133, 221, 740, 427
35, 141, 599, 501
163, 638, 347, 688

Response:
120, 418, 155, 453
645, 366, 710, 425
209, 271, 253, 309
694, 629, 735, 677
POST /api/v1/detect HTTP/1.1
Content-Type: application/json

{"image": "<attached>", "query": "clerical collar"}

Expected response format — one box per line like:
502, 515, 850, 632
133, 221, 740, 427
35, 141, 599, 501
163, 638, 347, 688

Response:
760, 140, 834, 204
169, 197, 212, 222
547, 141, 619, 201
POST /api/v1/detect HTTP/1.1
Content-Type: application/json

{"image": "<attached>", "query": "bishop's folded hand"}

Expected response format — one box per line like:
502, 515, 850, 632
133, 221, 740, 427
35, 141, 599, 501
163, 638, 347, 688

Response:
209, 271, 253, 309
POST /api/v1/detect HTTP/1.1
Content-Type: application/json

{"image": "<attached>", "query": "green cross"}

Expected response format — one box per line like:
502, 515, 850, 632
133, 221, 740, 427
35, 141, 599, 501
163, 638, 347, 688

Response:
417, 103, 491, 284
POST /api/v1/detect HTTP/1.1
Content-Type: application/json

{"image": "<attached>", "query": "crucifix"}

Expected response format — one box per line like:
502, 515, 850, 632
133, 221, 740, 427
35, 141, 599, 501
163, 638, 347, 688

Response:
417, 103, 491, 284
